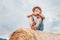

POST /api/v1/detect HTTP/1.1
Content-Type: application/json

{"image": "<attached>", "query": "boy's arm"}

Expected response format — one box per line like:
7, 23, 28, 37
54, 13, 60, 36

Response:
35, 14, 45, 19
39, 14, 45, 19
41, 14, 45, 18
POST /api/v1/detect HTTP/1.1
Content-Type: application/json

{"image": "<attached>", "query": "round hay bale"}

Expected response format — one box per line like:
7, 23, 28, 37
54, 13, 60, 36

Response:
9, 28, 39, 40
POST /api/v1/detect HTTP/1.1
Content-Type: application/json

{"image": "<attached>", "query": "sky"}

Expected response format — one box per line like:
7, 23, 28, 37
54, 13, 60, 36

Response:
0, 0, 60, 38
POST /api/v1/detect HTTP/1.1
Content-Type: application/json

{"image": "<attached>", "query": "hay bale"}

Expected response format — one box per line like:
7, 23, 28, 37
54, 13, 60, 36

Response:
9, 28, 60, 40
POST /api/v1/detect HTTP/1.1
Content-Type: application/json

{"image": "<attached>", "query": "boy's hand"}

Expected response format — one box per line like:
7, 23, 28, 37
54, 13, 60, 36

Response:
33, 13, 41, 18
33, 13, 45, 18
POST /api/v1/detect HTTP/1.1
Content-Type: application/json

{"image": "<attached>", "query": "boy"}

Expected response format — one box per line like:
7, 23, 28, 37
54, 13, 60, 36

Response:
27, 6, 45, 30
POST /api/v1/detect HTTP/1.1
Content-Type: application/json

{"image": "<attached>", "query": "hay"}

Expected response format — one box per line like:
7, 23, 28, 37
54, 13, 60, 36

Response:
9, 28, 60, 40
9, 28, 39, 40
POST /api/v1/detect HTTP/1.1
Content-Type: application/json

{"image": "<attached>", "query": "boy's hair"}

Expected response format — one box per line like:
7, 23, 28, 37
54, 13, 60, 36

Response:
32, 6, 42, 12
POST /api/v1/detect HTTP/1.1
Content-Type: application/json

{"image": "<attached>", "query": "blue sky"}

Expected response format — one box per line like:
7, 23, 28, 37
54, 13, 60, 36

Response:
0, 0, 60, 38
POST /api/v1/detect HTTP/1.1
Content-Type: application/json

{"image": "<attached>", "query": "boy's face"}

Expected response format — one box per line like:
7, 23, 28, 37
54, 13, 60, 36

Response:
33, 8, 41, 14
